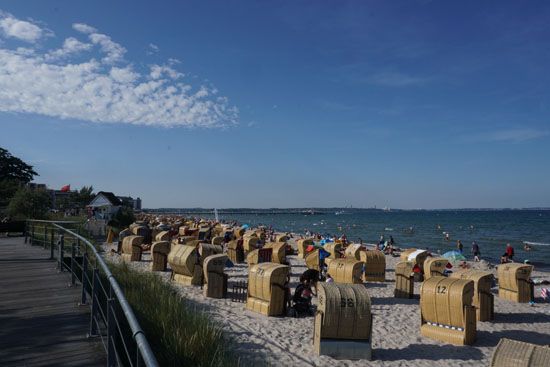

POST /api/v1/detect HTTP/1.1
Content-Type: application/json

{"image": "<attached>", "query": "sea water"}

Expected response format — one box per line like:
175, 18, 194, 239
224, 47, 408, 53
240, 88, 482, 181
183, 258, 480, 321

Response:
160, 209, 550, 270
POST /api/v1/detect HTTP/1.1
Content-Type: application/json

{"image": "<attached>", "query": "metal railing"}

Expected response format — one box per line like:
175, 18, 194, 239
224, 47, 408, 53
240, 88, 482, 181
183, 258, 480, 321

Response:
25, 220, 159, 367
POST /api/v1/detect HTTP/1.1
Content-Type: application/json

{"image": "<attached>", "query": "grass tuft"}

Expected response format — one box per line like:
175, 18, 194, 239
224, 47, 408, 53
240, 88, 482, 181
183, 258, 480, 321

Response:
109, 262, 240, 367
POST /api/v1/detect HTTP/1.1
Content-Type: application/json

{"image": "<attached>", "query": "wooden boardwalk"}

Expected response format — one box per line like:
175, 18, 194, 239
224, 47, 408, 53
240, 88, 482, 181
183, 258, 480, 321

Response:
0, 237, 105, 366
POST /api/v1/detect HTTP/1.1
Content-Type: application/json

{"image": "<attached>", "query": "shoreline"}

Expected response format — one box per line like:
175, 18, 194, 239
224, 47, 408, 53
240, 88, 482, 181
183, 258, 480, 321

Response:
144, 212, 550, 271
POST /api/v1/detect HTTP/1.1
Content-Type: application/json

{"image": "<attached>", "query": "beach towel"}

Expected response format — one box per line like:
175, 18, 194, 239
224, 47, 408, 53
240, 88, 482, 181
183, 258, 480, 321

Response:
542, 287, 549, 301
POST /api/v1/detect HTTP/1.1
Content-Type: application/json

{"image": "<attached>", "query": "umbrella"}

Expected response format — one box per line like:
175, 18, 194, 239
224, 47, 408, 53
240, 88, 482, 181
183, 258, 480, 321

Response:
442, 250, 467, 263
241, 224, 249, 229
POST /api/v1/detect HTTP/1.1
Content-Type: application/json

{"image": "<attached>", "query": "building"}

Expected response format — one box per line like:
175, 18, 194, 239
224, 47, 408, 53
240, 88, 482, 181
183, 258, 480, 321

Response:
117, 196, 142, 211
28, 183, 76, 210
87, 192, 123, 221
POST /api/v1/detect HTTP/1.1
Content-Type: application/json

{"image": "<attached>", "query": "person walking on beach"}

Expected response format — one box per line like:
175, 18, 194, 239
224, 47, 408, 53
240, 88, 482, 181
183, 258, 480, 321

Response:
457, 240, 463, 253
471, 241, 480, 262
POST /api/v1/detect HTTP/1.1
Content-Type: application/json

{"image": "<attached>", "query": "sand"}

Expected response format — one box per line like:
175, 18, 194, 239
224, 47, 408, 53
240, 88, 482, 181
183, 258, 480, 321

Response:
102, 239, 550, 367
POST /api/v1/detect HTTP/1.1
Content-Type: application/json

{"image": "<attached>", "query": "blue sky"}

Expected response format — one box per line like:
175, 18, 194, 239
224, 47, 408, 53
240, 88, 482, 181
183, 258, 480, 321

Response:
1, 1, 549, 209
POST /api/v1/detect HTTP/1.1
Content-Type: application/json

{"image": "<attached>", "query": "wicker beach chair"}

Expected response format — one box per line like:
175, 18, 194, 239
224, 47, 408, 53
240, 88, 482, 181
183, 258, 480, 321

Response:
121, 235, 143, 262
150, 241, 170, 271
246, 263, 289, 316
490, 338, 550, 367
203, 254, 228, 299
420, 276, 476, 345
327, 259, 363, 284
450, 269, 494, 321
423, 257, 449, 280
314, 283, 372, 360
360, 250, 386, 282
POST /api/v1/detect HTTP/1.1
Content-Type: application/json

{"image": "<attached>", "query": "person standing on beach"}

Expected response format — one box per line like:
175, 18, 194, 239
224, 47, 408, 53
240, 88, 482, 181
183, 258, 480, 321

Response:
472, 241, 480, 262
505, 243, 515, 261
457, 240, 463, 253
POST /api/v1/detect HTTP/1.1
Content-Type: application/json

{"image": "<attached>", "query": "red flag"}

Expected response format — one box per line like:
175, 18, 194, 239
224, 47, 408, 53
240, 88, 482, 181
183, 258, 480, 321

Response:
60, 184, 70, 192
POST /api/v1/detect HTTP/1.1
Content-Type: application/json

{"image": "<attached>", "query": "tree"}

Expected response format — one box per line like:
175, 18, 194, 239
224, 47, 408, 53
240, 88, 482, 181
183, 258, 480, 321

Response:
0, 147, 37, 183
75, 185, 94, 207
7, 187, 51, 219
0, 147, 38, 209
108, 206, 135, 231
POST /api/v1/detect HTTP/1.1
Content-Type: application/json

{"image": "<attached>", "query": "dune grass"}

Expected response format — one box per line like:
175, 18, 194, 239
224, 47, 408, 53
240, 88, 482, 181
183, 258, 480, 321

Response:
109, 262, 240, 367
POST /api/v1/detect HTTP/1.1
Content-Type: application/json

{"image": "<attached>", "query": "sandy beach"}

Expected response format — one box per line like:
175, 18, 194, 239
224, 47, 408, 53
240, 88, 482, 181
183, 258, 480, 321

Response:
102, 238, 550, 366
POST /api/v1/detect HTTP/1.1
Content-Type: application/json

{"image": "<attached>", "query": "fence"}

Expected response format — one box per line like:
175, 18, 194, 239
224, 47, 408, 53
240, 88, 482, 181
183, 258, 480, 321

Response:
25, 220, 159, 367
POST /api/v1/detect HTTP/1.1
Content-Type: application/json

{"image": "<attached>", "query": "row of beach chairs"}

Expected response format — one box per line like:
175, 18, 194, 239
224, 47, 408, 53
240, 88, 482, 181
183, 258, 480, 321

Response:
118, 224, 547, 363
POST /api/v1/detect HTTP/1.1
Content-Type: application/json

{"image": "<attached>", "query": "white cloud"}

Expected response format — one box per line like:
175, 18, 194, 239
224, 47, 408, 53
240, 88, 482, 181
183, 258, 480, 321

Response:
88, 32, 126, 64
368, 72, 428, 87
46, 37, 92, 60
110, 66, 139, 84
487, 128, 549, 143
150, 64, 183, 80
72, 23, 97, 34
0, 12, 46, 42
464, 128, 549, 143
0, 14, 238, 128
72, 22, 125, 64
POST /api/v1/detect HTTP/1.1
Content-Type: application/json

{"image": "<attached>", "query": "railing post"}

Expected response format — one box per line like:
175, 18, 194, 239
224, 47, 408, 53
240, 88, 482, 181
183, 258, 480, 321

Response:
24, 221, 28, 244
89, 268, 99, 337
43, 224, 47, 249
58, 234, 64, 271
50, 228, 55, 260
70, 242, 76, 286
81, 252, 88, 305
31, 223, 35, 245
107, 298, 116, 366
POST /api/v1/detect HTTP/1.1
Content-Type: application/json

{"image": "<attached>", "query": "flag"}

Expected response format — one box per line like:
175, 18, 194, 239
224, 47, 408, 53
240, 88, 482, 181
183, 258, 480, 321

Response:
60, 184, 70, 192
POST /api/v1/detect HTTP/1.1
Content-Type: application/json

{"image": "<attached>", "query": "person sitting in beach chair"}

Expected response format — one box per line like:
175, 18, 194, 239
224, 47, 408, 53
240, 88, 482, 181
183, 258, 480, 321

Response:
291, 276, 314, 317
301, 269, 320, 296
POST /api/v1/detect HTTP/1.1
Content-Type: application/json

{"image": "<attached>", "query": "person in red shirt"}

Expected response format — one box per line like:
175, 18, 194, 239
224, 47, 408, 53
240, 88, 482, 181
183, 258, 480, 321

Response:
506, 243, 514, 259
501, 243, 515, 263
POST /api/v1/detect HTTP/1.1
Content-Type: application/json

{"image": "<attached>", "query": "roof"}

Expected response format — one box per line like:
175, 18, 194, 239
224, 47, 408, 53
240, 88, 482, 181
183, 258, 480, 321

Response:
89, 191, 122, 207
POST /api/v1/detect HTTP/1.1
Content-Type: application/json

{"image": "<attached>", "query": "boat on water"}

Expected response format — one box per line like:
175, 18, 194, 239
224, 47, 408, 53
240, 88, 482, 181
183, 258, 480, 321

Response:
523, 241, 550, 247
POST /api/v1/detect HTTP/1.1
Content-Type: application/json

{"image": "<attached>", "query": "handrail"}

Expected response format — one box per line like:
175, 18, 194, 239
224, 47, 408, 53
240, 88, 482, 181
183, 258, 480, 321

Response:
26, 219, 159, 367
26, 219, 81, 224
